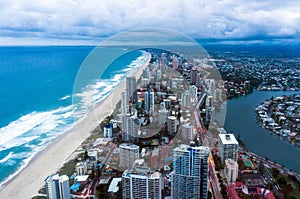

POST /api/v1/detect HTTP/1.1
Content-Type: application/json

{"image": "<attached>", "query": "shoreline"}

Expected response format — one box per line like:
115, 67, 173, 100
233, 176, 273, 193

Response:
0, 52, 151, 199
255, 94, 300, 148
225, 90, 300, 174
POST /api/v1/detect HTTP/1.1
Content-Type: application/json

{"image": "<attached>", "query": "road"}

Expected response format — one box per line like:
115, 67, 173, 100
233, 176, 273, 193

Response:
242, 149, 300, 180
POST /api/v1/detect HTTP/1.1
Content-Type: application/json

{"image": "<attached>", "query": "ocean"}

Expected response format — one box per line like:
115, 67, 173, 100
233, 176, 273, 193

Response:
0, 46, 149, 186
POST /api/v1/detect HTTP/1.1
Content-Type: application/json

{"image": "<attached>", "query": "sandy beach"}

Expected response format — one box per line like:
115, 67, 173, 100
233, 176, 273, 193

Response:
0, 52, 151, 199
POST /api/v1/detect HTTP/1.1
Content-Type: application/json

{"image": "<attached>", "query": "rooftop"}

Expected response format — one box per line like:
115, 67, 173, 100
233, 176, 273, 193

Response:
75, 175, 89, 182
108, 178, 122, 193
119, 143, 139, 150
219, 134, 239, 145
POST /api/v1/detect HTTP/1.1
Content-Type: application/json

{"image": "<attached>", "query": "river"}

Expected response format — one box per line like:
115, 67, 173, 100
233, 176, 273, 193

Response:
223, 90, 300, 173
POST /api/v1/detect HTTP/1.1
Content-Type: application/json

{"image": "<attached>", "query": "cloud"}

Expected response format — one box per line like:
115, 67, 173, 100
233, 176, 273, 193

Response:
0, 0, 299, 45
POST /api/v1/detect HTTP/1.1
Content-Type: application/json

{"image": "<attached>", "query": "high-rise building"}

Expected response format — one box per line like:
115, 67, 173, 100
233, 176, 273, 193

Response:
158, 109, 170, 127
126, 76, 137, 103
172, 57, 179, 70
122, 114, 140, 143
190, 68, 198, 85
155, 82, 161, 92
224, 159, 239, 184
122, 159, 163, 199
119, 143, 140, 170
171, 144, 210, 199
121, 91, 128, 115
45, 174, 70, 199
181, 91, 191, 107
189, 85, 198, 102
218, 134, 239, 162
181, 123, 194, 143
142, 68, 151, 79
144, 90, 155, 114
156, 70, 161, 81
167, 116, 177, 134
209, 79, 216, 101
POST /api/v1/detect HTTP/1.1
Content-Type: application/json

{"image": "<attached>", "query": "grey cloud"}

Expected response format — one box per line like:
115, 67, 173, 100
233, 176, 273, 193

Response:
0, 0, 299, 45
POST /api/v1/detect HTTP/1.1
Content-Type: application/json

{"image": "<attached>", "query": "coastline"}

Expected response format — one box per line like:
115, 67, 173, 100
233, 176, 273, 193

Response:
0, 52, 151, 199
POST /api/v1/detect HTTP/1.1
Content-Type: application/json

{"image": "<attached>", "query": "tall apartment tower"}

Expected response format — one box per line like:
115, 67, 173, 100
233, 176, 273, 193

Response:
121, 91, 128, 115
224, 158, 239, 184
126, 76, 137, 103
218, 134, 239, 162
171, 144, 210, 199
45, 174, 70, 199
181, 91, 191, 107
122, 159, 163, 199
181, 123, 194, 143
144, 90, 155, 114
119, 143, 140, 170
158, 109, 170, 127
190, 68, 197, 85
167, 116, 177, 134
122, 114, 140, 143
189, 85, 198, 102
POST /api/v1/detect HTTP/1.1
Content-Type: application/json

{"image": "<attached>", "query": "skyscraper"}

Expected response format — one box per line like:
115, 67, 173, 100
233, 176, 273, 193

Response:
218, 134, 239, 162
144, 90, 155, 114
171, 144, 210, 199
156, 70, 161, 81
189, 85, 198, 102
181, 91, 191, 107
122, 159, 163, 199
119, 143, 140, 170
172, 57, 179, 70
126, 76, 137, 103
158, 109, 170, 127
167, 116, 177, 134
45, 174, 70, 199
122, 114, 140, 143
190, 68, 199, 85
181, 123, 194, 143
224, 159, 239, 184
121, 91, 128, 115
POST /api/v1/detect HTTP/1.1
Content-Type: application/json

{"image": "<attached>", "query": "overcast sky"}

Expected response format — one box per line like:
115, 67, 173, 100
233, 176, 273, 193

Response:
0, 0, 299, 45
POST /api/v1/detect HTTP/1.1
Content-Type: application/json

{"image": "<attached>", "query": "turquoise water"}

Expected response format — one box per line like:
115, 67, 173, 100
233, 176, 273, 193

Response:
0, 46, 147, 186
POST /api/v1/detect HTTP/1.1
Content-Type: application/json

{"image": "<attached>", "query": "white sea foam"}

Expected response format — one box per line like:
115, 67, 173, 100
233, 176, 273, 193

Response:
0, 152, 13, 163
0, 50, 151, 187
0, 110, 59, 146
0, 144, 47, 189
59, 95, 71, 100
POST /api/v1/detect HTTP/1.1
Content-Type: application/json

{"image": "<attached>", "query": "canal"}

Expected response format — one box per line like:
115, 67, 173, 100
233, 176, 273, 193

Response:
223, 90, 300, 173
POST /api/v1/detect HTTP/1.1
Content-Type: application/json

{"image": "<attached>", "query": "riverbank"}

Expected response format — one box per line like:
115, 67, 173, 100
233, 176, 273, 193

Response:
0, 52, 151, 199
255, 94, 300, 148
224, 90, 300, 174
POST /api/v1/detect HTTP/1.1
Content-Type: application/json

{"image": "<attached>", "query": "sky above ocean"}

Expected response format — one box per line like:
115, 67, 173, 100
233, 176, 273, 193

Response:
0, 0, 299, 45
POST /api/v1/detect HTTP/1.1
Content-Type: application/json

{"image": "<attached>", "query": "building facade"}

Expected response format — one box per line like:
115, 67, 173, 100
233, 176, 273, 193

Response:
122, 114, 140, 143
181, 123, 194, 143
119, 143, 140, 170
144, 90, 155, 114
171, 144, 210, 199
218, 134, 239, 162
45, 174, 70, 199
167, 116, 177, 134
126, 76, 137, 103
122, 159, 163, 199
225, 158, 239, 184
